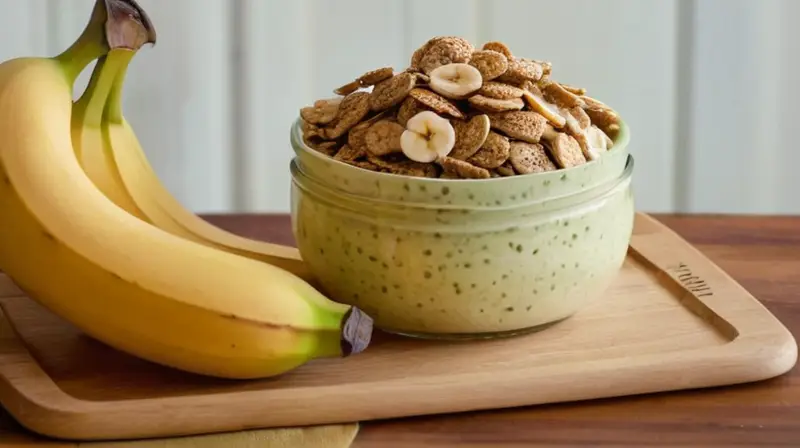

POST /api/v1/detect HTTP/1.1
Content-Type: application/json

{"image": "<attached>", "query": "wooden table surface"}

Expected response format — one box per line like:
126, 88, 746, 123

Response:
4, 213, 800, 446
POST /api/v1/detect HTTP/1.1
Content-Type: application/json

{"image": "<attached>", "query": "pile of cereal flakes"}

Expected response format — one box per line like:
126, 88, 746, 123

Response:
299, 37, 621, 179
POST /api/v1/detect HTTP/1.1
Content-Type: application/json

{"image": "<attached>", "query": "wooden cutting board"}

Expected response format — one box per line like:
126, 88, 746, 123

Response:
0, 213, 796, 442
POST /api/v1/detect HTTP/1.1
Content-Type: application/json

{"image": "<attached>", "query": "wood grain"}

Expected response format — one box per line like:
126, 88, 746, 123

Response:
0, 213, 797, 446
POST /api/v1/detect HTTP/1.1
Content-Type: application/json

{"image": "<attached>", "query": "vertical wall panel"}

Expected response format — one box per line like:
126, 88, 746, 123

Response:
777, 0, 800, 214
45, 0, 86, 49
404, 0, 481, 57
481, 0, 680, 213
238, 0, 406, 212
126, 0, 233, 213
238, 0, 313, 212
307, 0, 406, 101
684, 0, 786, 214
0, 0, 48, 60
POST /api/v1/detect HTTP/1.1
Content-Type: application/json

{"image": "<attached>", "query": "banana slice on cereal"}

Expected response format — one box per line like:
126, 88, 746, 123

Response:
521, 90, 565, 128
429, 63, 483, 99
578, 125, 614, 161
401, 111, 456, 163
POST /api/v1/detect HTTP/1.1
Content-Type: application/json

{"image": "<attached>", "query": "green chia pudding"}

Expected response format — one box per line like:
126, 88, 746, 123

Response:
288, 37, 635, 339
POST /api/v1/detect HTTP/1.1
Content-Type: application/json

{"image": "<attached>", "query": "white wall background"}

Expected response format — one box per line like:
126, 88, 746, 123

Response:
1, 0, 798, 215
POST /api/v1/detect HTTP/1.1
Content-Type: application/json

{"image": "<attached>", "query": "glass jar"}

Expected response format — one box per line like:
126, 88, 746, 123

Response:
289, 118, 635, 340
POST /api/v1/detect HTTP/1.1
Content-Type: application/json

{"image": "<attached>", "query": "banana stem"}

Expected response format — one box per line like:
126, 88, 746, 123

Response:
339, 307, 373, 357
308, 307, 373, 358
54, 0, 156, 86
75, 51, 135, 128
105, 55, 131, 124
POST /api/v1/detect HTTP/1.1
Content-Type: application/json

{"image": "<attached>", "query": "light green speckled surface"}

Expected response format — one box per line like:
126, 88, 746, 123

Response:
289, 118, 635, 337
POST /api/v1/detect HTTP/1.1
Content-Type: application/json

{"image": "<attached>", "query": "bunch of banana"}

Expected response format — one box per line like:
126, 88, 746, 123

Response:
73, 20, 314, 284
0, 0, 372, 379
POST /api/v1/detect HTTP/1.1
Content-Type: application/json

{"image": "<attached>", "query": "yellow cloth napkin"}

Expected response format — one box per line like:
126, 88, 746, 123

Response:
0, 409, 359, 448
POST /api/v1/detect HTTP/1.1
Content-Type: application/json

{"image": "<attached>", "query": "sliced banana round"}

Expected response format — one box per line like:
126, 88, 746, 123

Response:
521, 88, 565, 128
577, 125, 614, 161
428, 63, 483, 100
400, 111, 456, 163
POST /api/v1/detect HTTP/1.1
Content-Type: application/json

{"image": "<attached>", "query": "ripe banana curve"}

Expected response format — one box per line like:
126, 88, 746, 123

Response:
101, 52, 340, 312
0, 5, 372, 379
102, 112, 316, 284
72, 51, 148, 222
67, 38, 313, 284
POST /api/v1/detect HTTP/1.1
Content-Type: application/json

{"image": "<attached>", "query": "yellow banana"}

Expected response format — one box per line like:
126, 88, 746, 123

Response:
103, 118, 315, 282
64, 5, 310, 284
72, 51, 147, 222
0, 1, 372, 380
98, 77, 313, 282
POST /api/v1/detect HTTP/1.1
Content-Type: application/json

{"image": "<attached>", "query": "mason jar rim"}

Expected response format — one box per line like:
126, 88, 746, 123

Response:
291, 154, 633, 216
